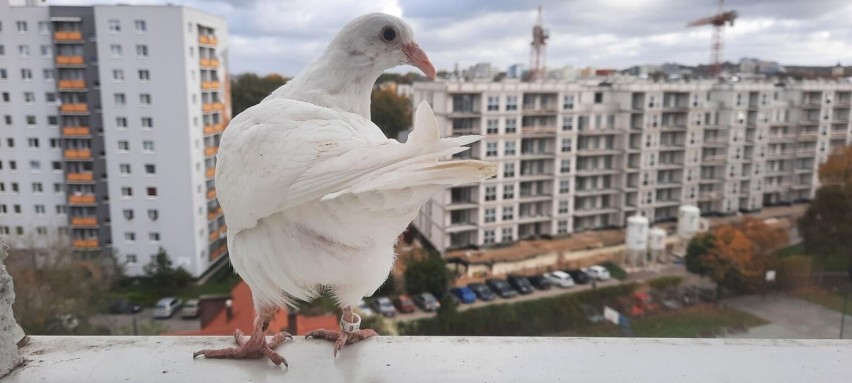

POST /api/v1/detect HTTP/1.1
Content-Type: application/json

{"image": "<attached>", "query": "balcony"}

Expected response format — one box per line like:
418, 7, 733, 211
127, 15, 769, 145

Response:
62, 126, 90, 137
53, 31, 83, 41
70, 216, 98, 226
203, 124, 225, 135
60, 103, 89, 114
207, 188, 217, 200
202, 102, 225, 113
521, 125, 557, 135
796, 149, 817, 157
200, 58, 220, 68
205, 146, 219, 157
68, 194, 96, 205
521, 105, 559, 115
206, 167, 216, 179
71, 239, 99, 249
58, 79, 86, 90
55, 55, 84, 66
64, 149, 92, 160
201, 81, 220, 90
208, 206, 223, 221
701, 155, 727, 164
198, 34, 218, 45
66, 172, 94, 183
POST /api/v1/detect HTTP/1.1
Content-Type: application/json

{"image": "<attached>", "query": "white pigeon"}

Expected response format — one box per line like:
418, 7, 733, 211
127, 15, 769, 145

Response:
193, 13, 496, 366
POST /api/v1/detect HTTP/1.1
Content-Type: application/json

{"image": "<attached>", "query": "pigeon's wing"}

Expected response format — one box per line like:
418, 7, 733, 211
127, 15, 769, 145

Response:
215, 98, 481, 233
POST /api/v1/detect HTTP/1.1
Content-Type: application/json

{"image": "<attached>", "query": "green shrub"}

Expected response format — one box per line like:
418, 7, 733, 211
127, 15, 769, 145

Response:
601, 261, 627, 280
648, 276, 684, 291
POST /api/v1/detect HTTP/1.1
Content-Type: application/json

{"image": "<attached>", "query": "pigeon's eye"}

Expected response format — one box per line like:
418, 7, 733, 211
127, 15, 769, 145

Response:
381, 26, 397, 42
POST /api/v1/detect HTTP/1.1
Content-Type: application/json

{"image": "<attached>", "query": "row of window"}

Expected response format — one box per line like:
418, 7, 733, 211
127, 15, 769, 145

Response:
122, 231, 160, 243
114, 92, 152, 106
0, 44, 53, 58
1, 137, 61, 149
480, 181, 572, 202
0, 19, 147, 34
108, 44, 149, 58
481, 201, 572, 224
484, 95, 578, 112
480, 221, 571, 244
118, 163, 157, 175
0, 181, 65, 194
119, 186, 158, 198
0, 225, 59, 236
0, 203, 66, 215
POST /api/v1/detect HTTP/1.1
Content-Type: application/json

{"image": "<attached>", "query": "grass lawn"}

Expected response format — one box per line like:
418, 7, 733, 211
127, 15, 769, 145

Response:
775, 243, 804, 258
774, 243, 850, 273
112, 262, 242, 307
558, 304, 768, 338
791, 286, 852, 315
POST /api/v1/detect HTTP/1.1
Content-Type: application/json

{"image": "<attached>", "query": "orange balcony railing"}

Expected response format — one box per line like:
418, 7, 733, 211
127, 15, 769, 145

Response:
54, 31, 83, 41
72, 239, 99, 249
63, 126, 90, 136
56, 56, 84, 65
198, 35, 218, 45
208, 230, 219, 242
201, 81, 220, 90
67, 172, 94, 182
70, 217, 98, 226
60, 104, 88, 113
207, 207, 223, 221
64, 149, 92, 159
199, 58, 219, 68
205, 167, 216, 179
58, 79, 86, 89
204, 146, 219, 157
69, 195, 96, 204
203, 124, 225, 135
206, 188, 217, 200
202, 102, 224, 113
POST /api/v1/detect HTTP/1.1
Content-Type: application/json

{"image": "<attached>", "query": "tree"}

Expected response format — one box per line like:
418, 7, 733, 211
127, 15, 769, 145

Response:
230, 73, 289, 115
403, 255, 450, 297
142, 248, 192, 297
799, 147, 852, 272
371, 88, 412, 140
685, 232, 714, 276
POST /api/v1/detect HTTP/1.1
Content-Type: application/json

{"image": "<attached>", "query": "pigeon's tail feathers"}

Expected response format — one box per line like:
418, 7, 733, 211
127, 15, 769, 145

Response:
407, 101, 440, 145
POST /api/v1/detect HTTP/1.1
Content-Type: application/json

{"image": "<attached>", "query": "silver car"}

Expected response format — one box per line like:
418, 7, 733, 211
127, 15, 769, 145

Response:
544, 271, 575, 288
153, 297, 183, 319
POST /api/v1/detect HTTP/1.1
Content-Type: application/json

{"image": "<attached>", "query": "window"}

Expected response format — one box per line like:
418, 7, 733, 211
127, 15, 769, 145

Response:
53, 183, 62, 192
506, 96, 518, 111
143, 141, 154, 152
136, 44, 148, 58
559, 200, 569, 214
25, 115, 35, 125
24, 92, 35, 103
0, 45, 4, 56
485, 186, 496, 201
139, 93, 151, 105
484, 230, 495, 244
560, 159, 571, 173
32, 182, 43, 193
563, 95, 574, 110
141, 117, 153, 128
127, 254, 137, 263
21, 68, 32, 80
116, 117, 128, 128
56, 205, 66, 214
487, 96, 499, 111
0, 69, 6, 79
486, 119, 499, 134
13, 205, 21, 214
559, 179, 570, 194
6, 138, 14, 148
38, 21, 49, 34
110, 44, 122, 57
558, 220, 568, 234
0, 205, 7, 214
119, 163, 131, 175
503, 163, 515, 178
46, 93, 57, 104
135, 20, 147, 32
504, 141, 516, 156
502, 227, 513, 242
40, 45, 52, 58
562, 116, 573, 131
109, 20, 121, 33
484, 208, 496, 223
561, 138, 572, 152
18, 45, 30, 57
144, 164, 156, 175
503, 184, 514, 199
594, 92, 603, 103
505, 118, 517, 134
149, 232, 160, 242
27, 138, 39, 148
486, 142, 498, 157
502, 206, 514, 220
34, 204, 45, 214
124, 232, 136, 242
113, 69, 124, 81
43, 69, 55, 81
138, 69, 150, 81
121, 187, 133, 197
16, 21, 27, 33
118, 140, 129, 151
147, 209, 158, 221
123, 209, 134, 220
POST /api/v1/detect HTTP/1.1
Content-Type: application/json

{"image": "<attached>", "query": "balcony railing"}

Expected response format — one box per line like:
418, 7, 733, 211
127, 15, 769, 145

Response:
58, 79, 86, 90
55, 55, 84, 65
64, 149, 92, 160
521, 125, 557, 134
205, 146, 219, 157
201, 81, 220, 90
68, 194, 96, 205
199, 58, 220, 68
208, 207, 223, 221
62, 126, 90, 136
202, 103, 224, 113
207, 188, 217, 200
66, 172, 94, 182
70, 216, 98, 226
72, 239, 99, 249
203, 124, 225, 135
54, 31, 83, 41
206, 167, 216, 179
60, 103, 88, 113
198, 34, 218, 45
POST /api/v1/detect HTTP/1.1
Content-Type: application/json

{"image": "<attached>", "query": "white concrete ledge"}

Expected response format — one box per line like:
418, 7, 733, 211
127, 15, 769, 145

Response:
4, 336, 852, 382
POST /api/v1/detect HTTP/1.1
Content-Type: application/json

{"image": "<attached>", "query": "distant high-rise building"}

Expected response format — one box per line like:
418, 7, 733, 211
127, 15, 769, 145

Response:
411, 78, 852, 252
0, 0, 229, 277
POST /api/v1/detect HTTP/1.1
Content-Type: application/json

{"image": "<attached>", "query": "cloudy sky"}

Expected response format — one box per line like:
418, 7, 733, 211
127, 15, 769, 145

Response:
52, 0, 852, 76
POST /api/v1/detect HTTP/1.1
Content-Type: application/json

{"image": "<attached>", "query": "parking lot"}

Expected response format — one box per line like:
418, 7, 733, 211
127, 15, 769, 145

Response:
90, 308, 200, 334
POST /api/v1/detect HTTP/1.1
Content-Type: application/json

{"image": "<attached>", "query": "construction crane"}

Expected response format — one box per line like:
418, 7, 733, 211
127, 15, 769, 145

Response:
529, 6, 549, 81
687, 0, 738, 77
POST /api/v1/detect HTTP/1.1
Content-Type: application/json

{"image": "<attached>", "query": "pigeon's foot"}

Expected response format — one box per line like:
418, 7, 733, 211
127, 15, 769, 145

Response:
193, 329, 293, 366
304, 328, 379, 357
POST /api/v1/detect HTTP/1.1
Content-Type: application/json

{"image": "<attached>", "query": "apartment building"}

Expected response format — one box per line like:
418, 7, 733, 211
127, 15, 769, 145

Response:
0, 0, 229, 277
412, 78, 852, 252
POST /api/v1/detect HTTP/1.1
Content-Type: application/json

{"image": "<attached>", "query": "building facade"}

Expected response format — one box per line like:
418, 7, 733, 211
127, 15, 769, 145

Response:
412, 78, 852, 252
0, 0, 229, 277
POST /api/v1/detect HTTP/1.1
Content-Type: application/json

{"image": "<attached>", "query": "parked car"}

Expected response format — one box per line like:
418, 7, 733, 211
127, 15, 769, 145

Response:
355, 299, 375, 317
486, 279, 518, 299
181, 299, 200, 319
543, 271, 575, 288
526, 274, 554, 290
566, 269, 592, 284
506, 275, 535, 295
450, 287, 477, 303
371, 297, 397, 317
153, 297, 183, 319
583, 265, 612, 280
412, 292, 441, 312
467, 283, 497, 301
107, 299, 142, 314
393, 295, 416, 314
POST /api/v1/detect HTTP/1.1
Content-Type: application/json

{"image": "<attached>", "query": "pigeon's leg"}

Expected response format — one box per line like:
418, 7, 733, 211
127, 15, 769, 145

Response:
193, 306, 293, 366
305, 305, 378, 357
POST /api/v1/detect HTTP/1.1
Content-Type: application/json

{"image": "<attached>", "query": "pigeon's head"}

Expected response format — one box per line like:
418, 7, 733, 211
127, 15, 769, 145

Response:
331, 13, 436, 80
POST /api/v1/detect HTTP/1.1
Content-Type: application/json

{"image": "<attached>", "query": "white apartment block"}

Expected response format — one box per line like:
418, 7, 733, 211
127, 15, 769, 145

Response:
412, 78, 852, 252
0, 0, 229, 277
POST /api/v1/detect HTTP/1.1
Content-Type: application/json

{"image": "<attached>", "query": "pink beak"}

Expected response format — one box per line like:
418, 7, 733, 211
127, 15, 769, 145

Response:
403, 42, 436, 80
